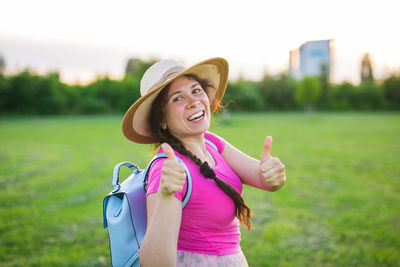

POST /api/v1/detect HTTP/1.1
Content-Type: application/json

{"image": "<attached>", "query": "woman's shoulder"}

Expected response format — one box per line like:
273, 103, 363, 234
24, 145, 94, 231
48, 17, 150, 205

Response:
205, 131, 226, 153
152, 147, 194, 169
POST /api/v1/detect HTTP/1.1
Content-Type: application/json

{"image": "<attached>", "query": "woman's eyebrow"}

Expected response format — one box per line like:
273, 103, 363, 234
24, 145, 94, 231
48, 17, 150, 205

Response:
167, 83, 201, 101
168, 90, 181, 101
191, 83, 200, 88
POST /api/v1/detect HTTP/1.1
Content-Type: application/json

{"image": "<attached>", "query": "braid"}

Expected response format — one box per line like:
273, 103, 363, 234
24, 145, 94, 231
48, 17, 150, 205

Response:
160, 129, 253, 230
199, 162, 216, 180
149, 74, 253, 230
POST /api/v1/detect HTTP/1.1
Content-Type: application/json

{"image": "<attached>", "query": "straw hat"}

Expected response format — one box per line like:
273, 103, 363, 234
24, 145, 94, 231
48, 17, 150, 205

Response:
122, 57, 229, 144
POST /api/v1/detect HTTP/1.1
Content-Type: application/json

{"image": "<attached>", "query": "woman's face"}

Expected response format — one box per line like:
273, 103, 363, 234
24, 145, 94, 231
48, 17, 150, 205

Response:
163, 76, 211, 140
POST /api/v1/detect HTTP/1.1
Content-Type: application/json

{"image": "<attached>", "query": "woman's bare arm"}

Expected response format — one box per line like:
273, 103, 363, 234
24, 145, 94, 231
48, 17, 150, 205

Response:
222, 136, 286, 191
139, 193, 181, 266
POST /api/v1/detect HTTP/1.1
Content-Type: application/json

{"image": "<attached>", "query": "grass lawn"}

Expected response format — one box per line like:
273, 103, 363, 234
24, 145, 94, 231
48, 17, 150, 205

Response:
0, 112, 399, 266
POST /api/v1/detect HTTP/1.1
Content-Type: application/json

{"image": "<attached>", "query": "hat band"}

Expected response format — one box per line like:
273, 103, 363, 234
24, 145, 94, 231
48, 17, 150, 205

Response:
146, 65, 186, 94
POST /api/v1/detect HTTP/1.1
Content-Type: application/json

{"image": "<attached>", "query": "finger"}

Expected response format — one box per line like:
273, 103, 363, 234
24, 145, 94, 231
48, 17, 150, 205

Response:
163, 159, 186, 174
260, 161, 274, 173
260, 136, 273, 163
262, 166, 285, 181
160, 176, 185, 193
162, 143, 177, 161
260, 157, 281, 173
161, 184, 183, 195
264, 173, 285, 189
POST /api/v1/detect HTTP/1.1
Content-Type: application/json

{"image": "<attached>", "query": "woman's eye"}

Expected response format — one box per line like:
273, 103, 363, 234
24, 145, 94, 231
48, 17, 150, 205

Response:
172, 96, 182, 102
192, 88, 202, 94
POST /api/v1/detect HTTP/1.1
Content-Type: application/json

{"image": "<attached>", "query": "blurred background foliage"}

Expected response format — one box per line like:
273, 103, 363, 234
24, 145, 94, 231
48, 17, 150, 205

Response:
1, 55, 400, 115
1, 52, 399, 266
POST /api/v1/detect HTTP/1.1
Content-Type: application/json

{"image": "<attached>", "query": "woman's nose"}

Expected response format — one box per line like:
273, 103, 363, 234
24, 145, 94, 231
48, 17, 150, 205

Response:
186, 95, 200, 108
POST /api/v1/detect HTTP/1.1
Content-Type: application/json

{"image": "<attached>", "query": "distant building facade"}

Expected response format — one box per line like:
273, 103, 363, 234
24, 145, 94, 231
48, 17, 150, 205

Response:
289, 39, 333, 80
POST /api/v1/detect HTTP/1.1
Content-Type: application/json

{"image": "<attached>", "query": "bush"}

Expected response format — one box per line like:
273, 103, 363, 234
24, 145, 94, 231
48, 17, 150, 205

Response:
328, 81, 355, 110
117, 76, 141, 112
258, 75, 297, 110
78, 97, 109, 114
295, 76, 321, 111
1, 62, 400, 114
225, 80, 264, 111
383, 74, 400, 109
354, 82, 386, 110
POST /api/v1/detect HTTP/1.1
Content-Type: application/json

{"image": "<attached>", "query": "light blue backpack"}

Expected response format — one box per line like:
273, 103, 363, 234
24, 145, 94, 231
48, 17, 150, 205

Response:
103, 153, 193, 267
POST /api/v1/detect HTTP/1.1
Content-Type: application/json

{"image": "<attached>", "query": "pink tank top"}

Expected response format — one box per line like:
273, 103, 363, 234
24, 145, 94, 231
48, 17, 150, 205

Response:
146, 132, 243, 255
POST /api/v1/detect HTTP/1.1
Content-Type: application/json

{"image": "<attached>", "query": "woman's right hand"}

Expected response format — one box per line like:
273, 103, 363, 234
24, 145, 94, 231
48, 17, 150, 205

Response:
159, 143, 186, 196
141, 143, 184, 266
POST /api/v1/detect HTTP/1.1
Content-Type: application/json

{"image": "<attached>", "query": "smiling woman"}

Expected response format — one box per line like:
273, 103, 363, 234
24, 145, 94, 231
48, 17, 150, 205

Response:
120, 57, 286, 266
160, 75, 212, 142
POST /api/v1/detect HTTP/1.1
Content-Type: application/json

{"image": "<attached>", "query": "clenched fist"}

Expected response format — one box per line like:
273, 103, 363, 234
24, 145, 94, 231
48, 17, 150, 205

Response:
159, 143, 186, 196
260, 136, 286, 191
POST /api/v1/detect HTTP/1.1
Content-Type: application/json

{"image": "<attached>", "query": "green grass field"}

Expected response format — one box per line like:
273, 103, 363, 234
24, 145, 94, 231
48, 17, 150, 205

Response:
0, 112, 399, 266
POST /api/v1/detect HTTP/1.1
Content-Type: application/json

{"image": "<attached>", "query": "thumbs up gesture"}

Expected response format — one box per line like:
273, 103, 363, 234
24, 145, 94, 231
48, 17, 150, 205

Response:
260, 136, 286, 191
159, 143, 187, 196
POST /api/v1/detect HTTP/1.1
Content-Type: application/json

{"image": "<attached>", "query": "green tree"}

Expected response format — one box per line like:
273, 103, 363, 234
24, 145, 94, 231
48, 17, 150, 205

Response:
295, 76, 321, 113
361, 52, 374, 84
38, 72, 69, 114
77, 75, 114, 113
258, 74, 297, 110
0, 72, 10, 112
225, 79, 264, 111
7, 70, 36, 113
317, 63, 330, 108
4, 70, 68, 114
0, 54, 5, 74
383, 74, 400, 109
125, 58, 157, 78
118, 75, 141, 112
75, 74, 142, 114
0, 54, 6, 111
328, 81, 355, 110
354, 82, 385, 110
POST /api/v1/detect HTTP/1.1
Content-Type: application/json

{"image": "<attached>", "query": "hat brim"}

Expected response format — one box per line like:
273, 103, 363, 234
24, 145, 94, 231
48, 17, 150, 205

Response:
122, 57, 229, 144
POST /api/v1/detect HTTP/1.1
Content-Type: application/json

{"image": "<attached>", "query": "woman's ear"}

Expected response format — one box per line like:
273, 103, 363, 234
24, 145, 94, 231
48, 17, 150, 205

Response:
161, 121, 167, 130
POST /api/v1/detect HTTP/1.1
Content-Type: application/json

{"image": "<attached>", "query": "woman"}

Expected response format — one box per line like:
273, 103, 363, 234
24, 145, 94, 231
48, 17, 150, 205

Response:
122, 58, 286, 266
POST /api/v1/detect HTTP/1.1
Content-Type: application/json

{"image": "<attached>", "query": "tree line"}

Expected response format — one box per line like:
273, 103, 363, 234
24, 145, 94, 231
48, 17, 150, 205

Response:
0, 58, 399, 115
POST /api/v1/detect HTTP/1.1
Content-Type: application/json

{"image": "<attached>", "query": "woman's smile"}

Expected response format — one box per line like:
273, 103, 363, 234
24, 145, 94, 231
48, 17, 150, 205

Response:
187, 110, 205, 122
164, 76, 211, 138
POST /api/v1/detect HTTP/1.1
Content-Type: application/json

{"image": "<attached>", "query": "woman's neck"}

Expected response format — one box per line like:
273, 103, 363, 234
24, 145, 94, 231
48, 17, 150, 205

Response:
178, 134, 210, 164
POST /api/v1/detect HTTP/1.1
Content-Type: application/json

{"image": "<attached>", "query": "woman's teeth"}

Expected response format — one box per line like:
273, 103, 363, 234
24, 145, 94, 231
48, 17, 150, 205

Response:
188, 111, 204, 121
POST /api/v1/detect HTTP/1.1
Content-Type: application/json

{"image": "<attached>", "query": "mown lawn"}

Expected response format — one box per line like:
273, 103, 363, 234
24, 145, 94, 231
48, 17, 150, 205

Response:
0, 112, 399, 266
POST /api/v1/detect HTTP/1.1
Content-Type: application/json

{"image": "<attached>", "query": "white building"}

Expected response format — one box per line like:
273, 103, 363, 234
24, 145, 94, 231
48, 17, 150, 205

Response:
289, 39, 334, 80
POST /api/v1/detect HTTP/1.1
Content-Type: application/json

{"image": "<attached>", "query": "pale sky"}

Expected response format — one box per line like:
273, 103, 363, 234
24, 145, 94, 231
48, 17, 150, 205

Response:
1, 0, 399, 84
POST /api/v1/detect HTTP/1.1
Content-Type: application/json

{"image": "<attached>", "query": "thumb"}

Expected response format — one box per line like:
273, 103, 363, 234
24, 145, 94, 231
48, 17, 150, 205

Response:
261, 136, 273, 163
161, 143, 177, 161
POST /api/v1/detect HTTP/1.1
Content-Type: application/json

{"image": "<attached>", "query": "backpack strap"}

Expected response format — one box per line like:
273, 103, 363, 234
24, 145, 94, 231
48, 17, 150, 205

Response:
143, 137, 217, 208
143, 153, 192, 209
112, 162, 140, 193
204, 137, 219, 152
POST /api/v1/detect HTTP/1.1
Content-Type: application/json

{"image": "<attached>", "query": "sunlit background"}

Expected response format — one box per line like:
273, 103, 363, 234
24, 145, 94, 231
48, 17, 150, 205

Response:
1, 0, 399, 84
1, 1, 400, 266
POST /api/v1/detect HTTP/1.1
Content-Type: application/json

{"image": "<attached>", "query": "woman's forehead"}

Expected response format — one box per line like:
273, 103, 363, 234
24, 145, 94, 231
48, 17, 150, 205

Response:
168, 76, 199, 93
